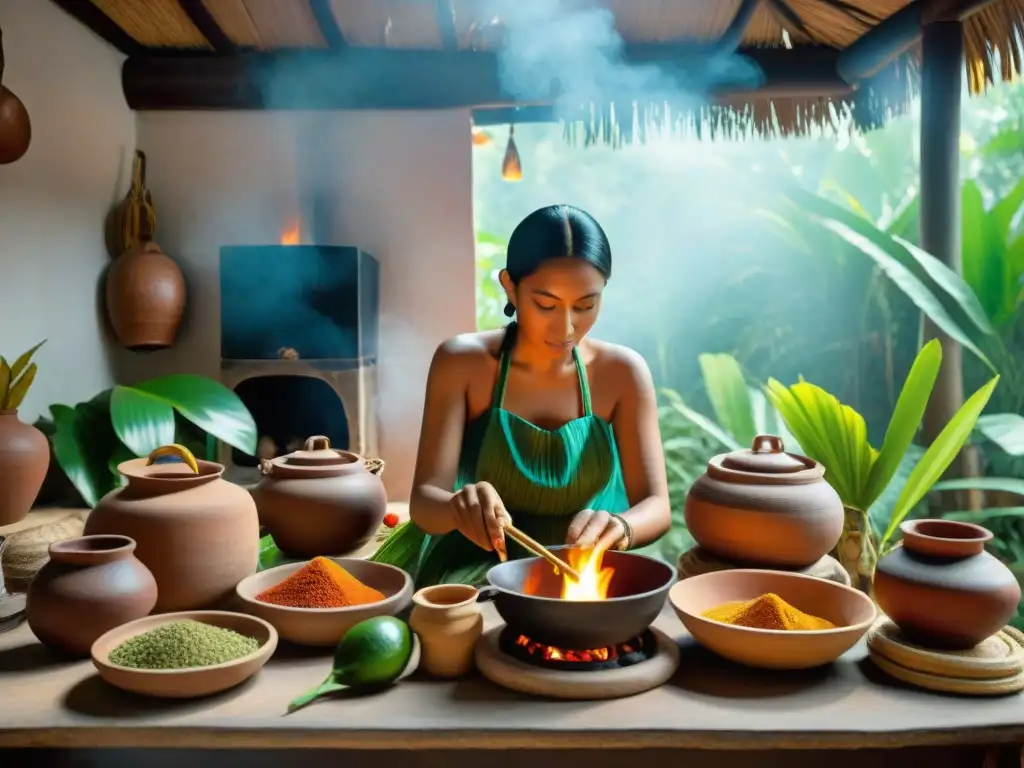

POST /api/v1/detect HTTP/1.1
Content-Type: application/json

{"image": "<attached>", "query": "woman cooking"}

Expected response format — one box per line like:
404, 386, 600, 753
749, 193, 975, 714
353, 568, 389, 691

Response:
372, 204, 670, 586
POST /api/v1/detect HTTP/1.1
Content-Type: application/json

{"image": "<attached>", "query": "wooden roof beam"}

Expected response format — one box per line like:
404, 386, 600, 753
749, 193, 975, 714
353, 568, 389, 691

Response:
178, 0, 236, 53
437, 0, 458, 49
836, 0, 999, 82
121, 45, 851, 111
309, 0, 346, 48
51, 0, 145, 56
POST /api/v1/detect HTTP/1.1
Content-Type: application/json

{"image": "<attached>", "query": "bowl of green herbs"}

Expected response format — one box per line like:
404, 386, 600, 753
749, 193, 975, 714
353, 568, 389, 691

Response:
91, 610, 278, 698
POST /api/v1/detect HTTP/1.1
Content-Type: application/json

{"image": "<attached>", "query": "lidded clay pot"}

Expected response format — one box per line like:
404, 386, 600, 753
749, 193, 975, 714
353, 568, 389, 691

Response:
409, 584, 484, 678
83, 444, 259, 612
26, 535, 157, 657
873, 519, 1021, 650
684, 434, 844, 568
251, 435, 387, 558
0, 409, 49, 526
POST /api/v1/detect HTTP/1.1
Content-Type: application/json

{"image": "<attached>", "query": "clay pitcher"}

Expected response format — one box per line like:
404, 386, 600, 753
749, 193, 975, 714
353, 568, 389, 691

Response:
251, 436, 387, 558
0, 409, 49, 525
409, 584, 484, 678
84, 444, 259, 612
684, 434, 844, 568
873, 519, 1021, 650
26, 535, 157, 657
105, 241, 187, 351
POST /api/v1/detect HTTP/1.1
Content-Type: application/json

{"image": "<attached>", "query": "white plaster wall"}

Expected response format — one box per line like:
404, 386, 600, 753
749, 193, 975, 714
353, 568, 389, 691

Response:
123, 110, 477, 499
0, 0, 134, 421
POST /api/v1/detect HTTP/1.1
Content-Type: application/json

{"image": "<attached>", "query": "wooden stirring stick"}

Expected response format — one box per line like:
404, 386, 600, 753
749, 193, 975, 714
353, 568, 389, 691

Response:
503, 524, 581, 581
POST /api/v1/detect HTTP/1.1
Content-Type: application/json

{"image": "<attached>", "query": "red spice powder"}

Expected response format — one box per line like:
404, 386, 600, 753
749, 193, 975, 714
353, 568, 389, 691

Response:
255, 556, 385, 609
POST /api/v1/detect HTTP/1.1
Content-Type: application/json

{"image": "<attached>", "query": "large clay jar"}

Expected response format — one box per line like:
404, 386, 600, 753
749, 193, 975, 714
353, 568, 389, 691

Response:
409, 584, 484, 678
26, 535, 157, 657
684, 434, 844, 568
251, 436, 387, 558
874, 519, 1021, 650
0, 410, 49, 526
105, 241, 187, 351
84, 444, 259, 612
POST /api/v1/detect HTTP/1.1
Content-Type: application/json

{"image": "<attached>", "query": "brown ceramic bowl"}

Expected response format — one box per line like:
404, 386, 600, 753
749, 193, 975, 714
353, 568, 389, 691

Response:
669, 569, 877, 669
235, 558, 413, 647
91, 611, 277, 698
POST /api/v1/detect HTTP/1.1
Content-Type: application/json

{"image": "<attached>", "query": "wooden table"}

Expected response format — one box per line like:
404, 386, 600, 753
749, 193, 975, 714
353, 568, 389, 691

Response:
2, 602, 1024, 764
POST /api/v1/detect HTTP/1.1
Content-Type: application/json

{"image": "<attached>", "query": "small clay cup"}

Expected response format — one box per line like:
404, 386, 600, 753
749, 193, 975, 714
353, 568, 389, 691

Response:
873, 519, 1021, 650
409, 584, 484, 678
26, 535, 158, 657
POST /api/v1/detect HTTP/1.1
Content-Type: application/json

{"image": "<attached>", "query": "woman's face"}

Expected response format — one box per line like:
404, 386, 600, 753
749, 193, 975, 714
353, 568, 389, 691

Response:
502, 257, 606, 356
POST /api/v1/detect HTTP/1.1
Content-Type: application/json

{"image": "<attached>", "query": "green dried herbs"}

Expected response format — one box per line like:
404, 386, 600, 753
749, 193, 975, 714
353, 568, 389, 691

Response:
108, 620, 259, 670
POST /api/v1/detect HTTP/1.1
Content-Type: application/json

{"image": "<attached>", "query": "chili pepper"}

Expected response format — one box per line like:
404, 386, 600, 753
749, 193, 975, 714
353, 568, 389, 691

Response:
383, 512, 399, 528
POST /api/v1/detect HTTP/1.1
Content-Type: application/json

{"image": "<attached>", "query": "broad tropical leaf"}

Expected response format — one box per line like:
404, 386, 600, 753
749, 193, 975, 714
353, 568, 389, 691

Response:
698, 353, 757, 447
110, 385, 177, 456
932, 476, 1024, 497
880, 375, 1001, 547
975, 413, 1024, 456
862, 340, 941, 509
660, 388, 741, 451
129, 375, 258, 455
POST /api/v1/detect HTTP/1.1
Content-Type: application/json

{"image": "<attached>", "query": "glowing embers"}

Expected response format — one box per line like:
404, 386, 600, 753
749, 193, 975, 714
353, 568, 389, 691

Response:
499, 628, 657, 672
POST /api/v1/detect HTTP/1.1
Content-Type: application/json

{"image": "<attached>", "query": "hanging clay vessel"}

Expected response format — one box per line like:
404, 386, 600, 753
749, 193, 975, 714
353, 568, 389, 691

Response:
0, 26, 31, 166
873, 519, 1021, 650
251, 435, 387, 558
84, 444, 259, 612
26, 535, 157, 657
684, 434, 844, 568
106, 241, 187, 351
0, 410, 49, 526
409, 584, 484, 678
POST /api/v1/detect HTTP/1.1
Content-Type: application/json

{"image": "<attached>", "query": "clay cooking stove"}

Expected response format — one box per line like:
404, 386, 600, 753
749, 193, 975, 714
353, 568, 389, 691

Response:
474, 548, 680, 700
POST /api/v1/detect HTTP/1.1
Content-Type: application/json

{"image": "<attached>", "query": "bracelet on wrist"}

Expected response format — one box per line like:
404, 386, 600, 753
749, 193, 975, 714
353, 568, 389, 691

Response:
611, 514, 633, 551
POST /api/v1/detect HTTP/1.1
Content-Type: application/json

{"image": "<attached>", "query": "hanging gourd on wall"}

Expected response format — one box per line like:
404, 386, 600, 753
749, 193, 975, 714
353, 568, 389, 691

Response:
0, 24, 32, 165
105, 150, 188, 351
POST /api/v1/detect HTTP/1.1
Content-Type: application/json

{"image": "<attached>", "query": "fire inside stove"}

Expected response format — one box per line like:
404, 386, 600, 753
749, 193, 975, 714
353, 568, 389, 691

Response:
500, 628, 657, 672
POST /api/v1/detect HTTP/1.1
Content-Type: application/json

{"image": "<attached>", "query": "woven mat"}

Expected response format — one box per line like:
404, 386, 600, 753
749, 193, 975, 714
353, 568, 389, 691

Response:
677, 546, 851, 586
1, 511, 88, 593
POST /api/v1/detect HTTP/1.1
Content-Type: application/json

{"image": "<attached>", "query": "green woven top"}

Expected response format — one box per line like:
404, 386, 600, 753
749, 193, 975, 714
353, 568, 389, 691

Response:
372, 323, 629, 587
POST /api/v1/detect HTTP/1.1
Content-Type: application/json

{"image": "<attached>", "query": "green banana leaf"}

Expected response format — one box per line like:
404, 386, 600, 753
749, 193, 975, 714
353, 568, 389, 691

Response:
932, 476, 1024, 497
49, 375, 257, 508
879, 374, 1001, 548
784, 186, 996, 368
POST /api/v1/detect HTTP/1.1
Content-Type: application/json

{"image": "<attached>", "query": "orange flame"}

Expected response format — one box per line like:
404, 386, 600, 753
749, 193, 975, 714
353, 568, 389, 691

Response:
472, 128, 493, 146
280, 218, 301, 246
561, 548, 614, 601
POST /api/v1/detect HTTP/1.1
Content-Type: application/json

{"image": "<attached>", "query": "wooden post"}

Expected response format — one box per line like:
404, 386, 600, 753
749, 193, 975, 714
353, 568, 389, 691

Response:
918, 21, 980, 509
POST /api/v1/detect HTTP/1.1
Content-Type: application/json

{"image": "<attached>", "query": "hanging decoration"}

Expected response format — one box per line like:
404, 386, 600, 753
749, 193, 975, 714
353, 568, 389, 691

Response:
501, 124, 522, 181
0, 23, 32, 165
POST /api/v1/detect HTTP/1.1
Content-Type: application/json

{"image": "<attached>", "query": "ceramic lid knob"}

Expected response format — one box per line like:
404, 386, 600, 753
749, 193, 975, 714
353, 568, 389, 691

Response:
719, 434, 809, 474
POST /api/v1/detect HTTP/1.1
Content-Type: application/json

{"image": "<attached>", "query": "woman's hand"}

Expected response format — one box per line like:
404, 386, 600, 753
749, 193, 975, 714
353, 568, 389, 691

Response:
566, 509, 627, 552
450, 481, 512, 560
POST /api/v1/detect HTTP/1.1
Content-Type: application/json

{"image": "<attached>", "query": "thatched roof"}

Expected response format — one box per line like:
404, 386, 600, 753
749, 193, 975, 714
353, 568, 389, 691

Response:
54, 0, 1024, 139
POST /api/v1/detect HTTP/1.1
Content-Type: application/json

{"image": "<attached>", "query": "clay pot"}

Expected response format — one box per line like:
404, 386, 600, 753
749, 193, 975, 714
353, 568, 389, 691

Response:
251, 436, 387, 558
873, 519, 1021, 650
0, 410, 50, 526
409, 584, 483, 678
84, 444, 259, 612
105, 241, 187, 351
26, 535, 157, 657
0, 86, 30, 165
684, 434, 844, 568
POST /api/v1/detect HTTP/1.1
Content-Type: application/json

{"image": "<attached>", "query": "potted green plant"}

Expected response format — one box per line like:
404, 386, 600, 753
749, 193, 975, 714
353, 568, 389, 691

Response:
0, 341, 48, 525
766, 339, 999, 592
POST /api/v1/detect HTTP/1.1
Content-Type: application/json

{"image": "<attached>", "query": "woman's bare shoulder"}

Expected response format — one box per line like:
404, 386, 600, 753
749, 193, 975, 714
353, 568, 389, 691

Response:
431, 329, 505, 376
584, 339, 655, 392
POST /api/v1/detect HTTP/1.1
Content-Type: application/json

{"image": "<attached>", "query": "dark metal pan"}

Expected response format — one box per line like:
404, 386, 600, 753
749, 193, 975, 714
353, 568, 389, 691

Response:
477, 546, 676, 649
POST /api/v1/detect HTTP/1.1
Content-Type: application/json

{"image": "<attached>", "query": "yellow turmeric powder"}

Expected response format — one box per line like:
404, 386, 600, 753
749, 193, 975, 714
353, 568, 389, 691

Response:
702, 592, 835, 631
